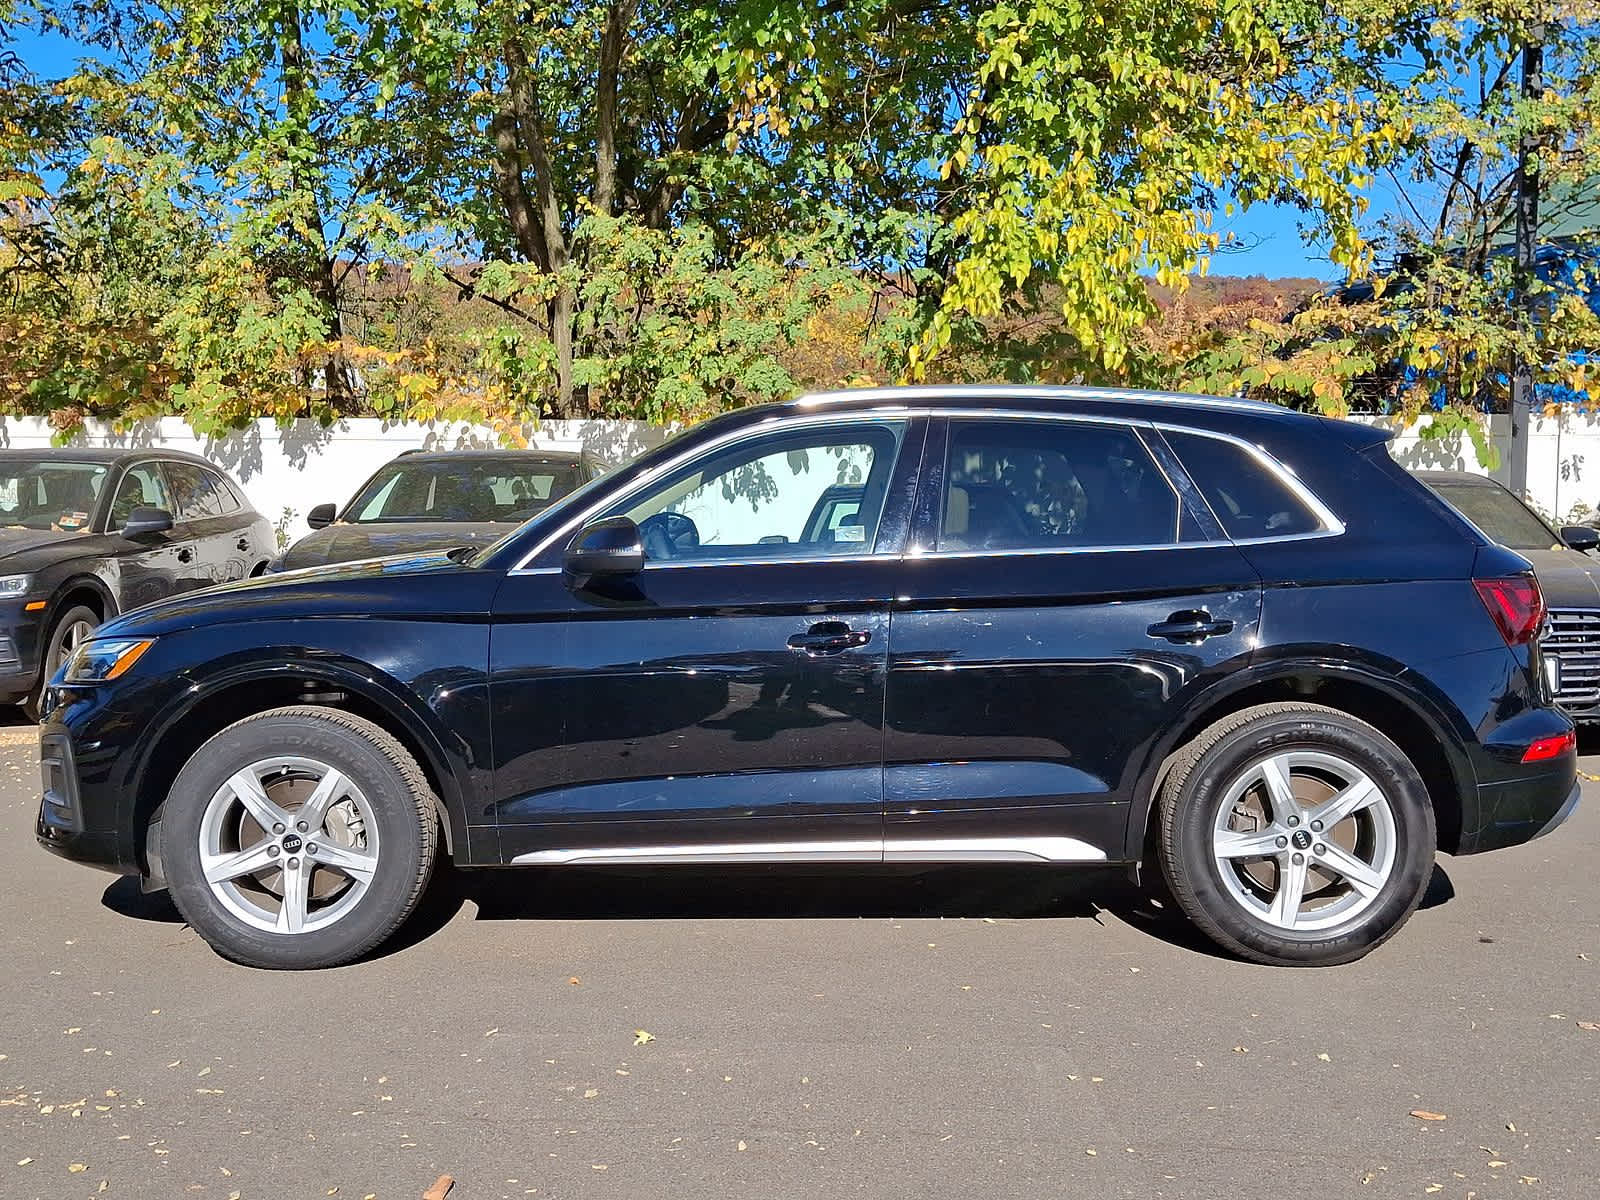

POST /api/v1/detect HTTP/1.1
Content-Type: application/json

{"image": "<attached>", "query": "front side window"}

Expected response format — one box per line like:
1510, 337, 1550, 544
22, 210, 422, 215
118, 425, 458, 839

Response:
110, 465, 175, 529
1162, 429, 1324, 540
608, 421, 906, 562
938, 420, 1181, 551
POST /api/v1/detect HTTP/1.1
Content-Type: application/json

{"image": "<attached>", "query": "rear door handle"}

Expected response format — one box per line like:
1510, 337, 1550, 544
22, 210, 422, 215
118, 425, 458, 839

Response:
787, 621, 871, 656
237, 538, 250, 551
176, 547, 194, 563
1147, 610, 1234, 643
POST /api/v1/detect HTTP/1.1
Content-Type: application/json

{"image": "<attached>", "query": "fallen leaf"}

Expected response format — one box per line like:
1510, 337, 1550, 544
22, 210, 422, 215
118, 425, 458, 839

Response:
736, 1141, 747, 1152
1489, 1160, 1509, 1168
1410, 1110, 1448, 1121
1520, 1176, 1539, 1185
69, 1163, 87, 1173
1232, 1046, 1249, 1054
1425, 1186, 1443, 1194
568, 977, 581, 986
16, 1158, 31, 1166
583, 1089, 598, 1099
1577, 1022, 1600, 1032
1317, 1053, 1332, 1062
1084, 1148, 1097, 1157
633, 1030, 655, 1046
422, 1176, 455, 1200
1507, 1122, 1518, 1132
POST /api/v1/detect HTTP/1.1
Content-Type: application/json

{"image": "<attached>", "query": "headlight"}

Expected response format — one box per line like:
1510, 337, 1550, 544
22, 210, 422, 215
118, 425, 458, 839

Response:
61, 638, 155, 683
0, 573, 32, 596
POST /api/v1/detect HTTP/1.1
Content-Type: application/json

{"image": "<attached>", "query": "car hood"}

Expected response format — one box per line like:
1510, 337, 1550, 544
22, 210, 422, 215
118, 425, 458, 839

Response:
98, 550, 502, 639
279, 522, 509, 570
0, 525, 107, 569
1522, 546, 1600, 608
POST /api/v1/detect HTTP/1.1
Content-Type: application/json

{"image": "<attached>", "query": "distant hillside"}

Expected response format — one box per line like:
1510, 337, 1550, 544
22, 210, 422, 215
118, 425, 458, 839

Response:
1147, 274, 1324, 313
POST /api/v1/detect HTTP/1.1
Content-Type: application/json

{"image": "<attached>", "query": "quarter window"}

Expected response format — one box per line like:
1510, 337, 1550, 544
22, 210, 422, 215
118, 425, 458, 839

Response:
607, 422, 906, 562
938, 420, 1182, 551
204, 469, 241, 514
1162, 430, 1324, 539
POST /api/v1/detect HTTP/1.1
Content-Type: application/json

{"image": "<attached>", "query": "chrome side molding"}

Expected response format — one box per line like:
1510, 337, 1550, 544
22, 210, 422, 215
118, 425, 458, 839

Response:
512, 836, 1107, 867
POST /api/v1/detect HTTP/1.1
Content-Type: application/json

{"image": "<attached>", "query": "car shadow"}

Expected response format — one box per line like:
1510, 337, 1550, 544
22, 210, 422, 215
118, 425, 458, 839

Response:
101, 860, 1458, 967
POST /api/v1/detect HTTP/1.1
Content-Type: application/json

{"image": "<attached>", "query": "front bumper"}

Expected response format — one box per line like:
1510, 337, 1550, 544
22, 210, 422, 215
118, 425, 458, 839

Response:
34, 727, 136, 876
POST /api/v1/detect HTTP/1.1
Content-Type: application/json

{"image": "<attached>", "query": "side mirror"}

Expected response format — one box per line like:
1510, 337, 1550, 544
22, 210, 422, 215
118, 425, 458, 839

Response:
564, 517, 644, 587
120, 506, 173, 540
306, 503, 337, 530
1561, 525, 1600, 552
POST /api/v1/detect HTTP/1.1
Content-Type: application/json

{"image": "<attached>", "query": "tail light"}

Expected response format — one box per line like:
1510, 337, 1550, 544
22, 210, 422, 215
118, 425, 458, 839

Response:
1474, 576, 1545, 646
1522, 730, 1576, 763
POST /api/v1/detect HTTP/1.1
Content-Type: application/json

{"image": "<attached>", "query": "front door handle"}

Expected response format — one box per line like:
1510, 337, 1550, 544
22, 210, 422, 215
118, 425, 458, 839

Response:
787, 621, 871, 657
176, 547, 194, 563
237, 538, 250, 551
1147, 609, 1234, 644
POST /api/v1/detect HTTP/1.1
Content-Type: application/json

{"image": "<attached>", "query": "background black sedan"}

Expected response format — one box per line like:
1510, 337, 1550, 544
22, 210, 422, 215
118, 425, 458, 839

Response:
1419, 470, 1600, 723
270, 449, 602, 572
0, 448, 272, 715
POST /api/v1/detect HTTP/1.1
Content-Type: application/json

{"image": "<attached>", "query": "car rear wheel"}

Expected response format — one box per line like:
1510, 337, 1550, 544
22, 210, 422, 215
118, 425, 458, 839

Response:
23, 604, 100, 721
162, 706, 437, 969
1157, 702, 1436, 966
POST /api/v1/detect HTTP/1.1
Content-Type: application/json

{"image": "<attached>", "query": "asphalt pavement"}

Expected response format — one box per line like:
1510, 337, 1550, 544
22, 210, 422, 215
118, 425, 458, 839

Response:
2, 714, 1596, 1199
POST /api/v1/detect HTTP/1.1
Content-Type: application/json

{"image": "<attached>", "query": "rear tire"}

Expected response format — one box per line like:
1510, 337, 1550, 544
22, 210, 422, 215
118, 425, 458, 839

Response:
1157, 702, 1435, 966
162, 706, 437, 969
23, 604, 100, 721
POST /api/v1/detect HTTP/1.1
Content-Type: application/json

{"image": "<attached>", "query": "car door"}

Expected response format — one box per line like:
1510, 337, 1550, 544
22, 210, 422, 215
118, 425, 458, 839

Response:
102, 461, 189, 611
488, 415, 926, 864
882, 413, 1264, 863
156, 460, 222, 592
197, 466, 257, 581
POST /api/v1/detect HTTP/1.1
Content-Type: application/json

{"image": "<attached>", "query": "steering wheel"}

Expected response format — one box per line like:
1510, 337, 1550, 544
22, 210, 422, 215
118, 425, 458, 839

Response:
638, 511, 700, 560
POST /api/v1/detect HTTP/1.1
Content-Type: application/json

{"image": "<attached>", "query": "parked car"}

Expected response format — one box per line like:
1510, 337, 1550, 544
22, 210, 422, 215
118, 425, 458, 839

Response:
37, 386, 1577, 970
1416, 470, 1600, 723
0, 448, 272, 717
270, 449, 602, 572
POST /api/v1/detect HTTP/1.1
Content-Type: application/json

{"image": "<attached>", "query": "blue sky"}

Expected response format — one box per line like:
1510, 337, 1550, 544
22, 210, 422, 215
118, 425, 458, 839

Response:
12, 25, 1382, 282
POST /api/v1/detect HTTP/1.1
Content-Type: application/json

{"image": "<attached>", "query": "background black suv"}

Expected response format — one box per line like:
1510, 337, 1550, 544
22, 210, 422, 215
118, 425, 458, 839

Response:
0, 448, 272, 715
37, 387, 1577, 969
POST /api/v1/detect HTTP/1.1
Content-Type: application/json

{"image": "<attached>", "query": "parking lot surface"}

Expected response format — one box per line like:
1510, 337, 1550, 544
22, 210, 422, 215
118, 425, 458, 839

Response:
2, 716, 1597, 1199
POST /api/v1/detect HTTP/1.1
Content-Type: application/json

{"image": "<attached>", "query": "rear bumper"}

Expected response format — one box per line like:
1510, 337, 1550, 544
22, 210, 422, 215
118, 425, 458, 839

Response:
1456, 758, 1580, 854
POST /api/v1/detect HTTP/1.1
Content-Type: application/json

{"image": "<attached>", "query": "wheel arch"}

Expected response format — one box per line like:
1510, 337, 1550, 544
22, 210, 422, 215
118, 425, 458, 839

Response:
48, 573, 119, 624
1126, 660, 1475, 862
130, 660, 471, 876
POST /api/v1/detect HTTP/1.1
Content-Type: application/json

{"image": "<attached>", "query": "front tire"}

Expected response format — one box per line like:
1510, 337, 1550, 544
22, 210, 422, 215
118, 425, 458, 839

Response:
23, 604, 100, 721
162, 707, 437, 969
1158, 703, 1436, 967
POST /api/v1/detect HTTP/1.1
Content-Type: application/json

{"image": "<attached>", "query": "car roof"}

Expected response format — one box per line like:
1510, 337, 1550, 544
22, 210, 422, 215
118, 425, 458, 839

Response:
1414, 470, 1504, 488
731, 384, 1387, 447
392, 449, 585, 464
0, 446, 221, 467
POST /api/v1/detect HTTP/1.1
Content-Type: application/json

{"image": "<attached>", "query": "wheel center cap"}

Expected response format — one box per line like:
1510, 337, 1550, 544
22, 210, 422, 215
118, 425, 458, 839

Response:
281, 833, 304, 854
1291, 829, 1313, 850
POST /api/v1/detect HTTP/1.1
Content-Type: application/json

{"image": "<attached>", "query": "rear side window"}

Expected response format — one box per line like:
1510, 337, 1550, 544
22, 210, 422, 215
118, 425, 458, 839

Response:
1163, 430, 1325, 540
939, 419, 1182, 551
163, 461, 224, 520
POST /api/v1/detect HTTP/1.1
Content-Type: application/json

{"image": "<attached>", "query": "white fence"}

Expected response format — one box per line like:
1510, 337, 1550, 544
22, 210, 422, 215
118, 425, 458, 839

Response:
4, 407, 1599, 543
1359, 411, 1600, 522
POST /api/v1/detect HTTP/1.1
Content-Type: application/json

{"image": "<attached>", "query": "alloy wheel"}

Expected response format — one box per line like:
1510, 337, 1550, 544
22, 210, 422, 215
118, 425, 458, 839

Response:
197, 756, 381, 935
1210, 750, 1398, 933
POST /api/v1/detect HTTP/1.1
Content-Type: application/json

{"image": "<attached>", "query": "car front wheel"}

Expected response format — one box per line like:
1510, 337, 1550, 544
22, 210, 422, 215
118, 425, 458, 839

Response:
1157, 702, 1436, 966
161, 706, 437, 969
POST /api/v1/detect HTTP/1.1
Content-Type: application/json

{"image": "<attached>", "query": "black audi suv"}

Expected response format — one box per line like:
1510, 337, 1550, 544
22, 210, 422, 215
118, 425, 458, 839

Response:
36, 387, 1578, 969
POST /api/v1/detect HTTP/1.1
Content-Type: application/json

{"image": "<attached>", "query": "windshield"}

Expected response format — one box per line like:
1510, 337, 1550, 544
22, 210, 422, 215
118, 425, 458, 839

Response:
0, 459, 111, 532
345, 459, 584, 524
1432, 481, 1559, 551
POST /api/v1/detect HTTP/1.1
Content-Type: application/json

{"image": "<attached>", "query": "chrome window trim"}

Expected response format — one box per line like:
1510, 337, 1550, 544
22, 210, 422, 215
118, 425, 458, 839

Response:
507, 404, 1343, 574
